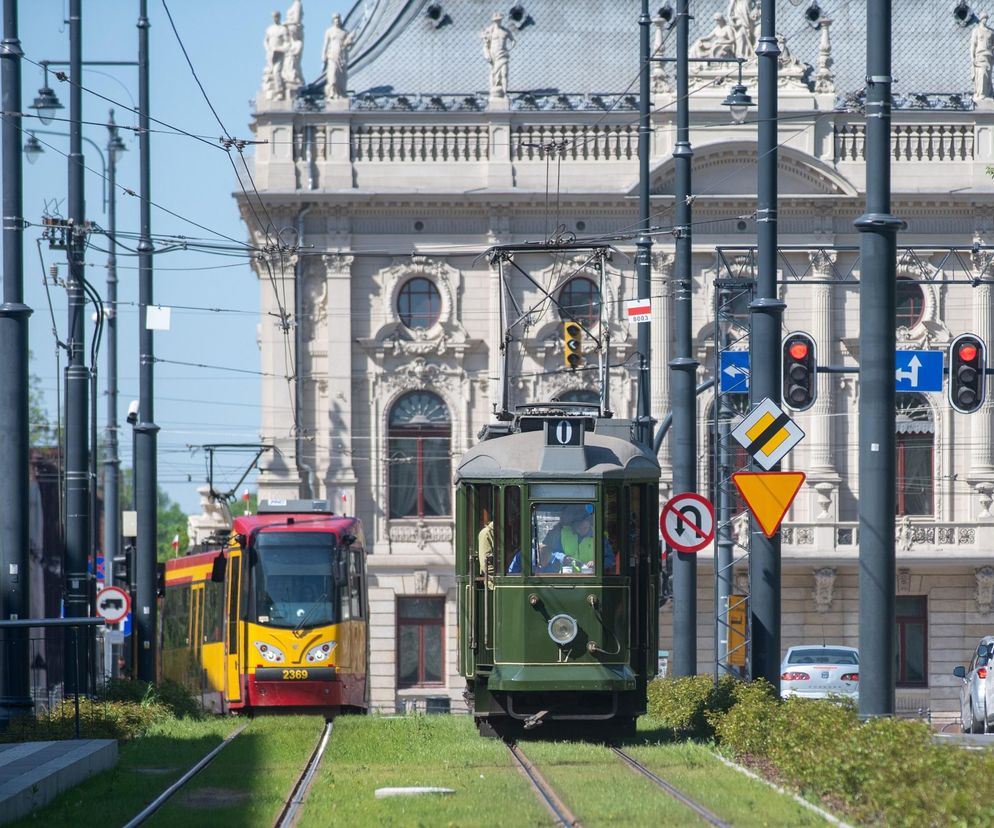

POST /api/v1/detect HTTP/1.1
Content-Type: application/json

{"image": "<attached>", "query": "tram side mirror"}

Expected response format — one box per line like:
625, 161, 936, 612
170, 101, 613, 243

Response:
340, 533, 356, 548
210, 553, 227, 583
235, 534, 247, 550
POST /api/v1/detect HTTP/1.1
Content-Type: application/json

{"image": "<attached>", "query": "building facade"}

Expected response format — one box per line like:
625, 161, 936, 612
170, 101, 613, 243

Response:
237, 0, 994, 721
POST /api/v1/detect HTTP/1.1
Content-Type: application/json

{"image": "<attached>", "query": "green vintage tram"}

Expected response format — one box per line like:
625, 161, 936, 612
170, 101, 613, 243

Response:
456, 407, 661, 736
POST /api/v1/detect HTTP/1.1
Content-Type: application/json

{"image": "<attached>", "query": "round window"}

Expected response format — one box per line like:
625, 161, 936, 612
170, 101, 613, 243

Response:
398, 277, 442, 329
557, 278, 601, 326
896, 279, 924, 329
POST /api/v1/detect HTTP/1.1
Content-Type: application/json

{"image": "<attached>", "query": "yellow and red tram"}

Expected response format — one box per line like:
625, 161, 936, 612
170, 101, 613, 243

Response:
161, 500, 368, 714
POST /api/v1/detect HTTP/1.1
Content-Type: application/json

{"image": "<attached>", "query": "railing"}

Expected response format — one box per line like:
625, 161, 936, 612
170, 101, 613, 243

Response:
780, 522, 981, 551
512, 124, 637, 161
0, 617, 106, 738
835, 123, 974, 162
350, 125, 489, 162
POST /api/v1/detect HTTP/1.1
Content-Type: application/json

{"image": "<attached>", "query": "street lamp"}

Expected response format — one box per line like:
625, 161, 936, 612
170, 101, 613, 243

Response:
22, 127, 114, 212
722, 82, 753, 124
23, 132, 42, 164
31, 64, 64, 125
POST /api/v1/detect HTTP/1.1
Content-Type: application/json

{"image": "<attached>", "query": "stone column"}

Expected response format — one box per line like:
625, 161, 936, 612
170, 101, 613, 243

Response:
652, 251, 674, 482
808, 250, 838, 476
971, 242, 994, 478
323, 253, 358, 508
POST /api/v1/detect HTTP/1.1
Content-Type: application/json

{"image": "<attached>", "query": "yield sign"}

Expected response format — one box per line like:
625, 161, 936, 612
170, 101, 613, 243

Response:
732, 472, 806, 539
660, 492, 715, 554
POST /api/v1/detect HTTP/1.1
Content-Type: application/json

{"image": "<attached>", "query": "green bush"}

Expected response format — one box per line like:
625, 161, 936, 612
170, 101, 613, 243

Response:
2, 697, 171, 742
709, 678, 778, 756
645, 674, 738, 738
97, 678, 203, 719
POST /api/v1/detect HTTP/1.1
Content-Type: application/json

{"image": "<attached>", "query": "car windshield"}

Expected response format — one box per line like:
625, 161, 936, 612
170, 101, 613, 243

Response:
251, 530, 338, 629
788, 648, 858, 665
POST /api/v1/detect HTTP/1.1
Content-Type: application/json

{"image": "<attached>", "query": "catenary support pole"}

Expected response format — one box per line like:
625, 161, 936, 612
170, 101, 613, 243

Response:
636, 0, 653, 448
64, 0, 90, 695
0, 0, 34, 726
104, 111, 122, 678
748, 0, 785, 691
135, 0, 159, 682
857, 0, 901, 718
670, 0, 697, 677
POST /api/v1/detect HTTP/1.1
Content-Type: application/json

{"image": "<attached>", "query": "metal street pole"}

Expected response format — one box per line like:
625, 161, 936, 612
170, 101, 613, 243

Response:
670, 0, 697, 677
857, 0, 901, 718
0, 0, 34, 727
104, 112, 122, 588
64, 0, 90, 695
636, 0, 653, 448
748, 0, 785, 691
135, 0, 159, 682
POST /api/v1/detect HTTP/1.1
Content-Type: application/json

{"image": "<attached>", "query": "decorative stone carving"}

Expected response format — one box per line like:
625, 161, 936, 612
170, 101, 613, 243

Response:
282, 0, 304, 94
651, 16, 673, 94
186, 485, 233, 547
978, 483, 994, 519
797, 528, 814, 545
726, 0, 757, 59
690, 13, 735, 60
814, 481, 834, 520
380, 357, 461, 396
262, 11, 289, 101
814, 18, 835, 93
976, 566, 994, 613
972, 12, 994, 102
897, 568, 912, 594
301, 269, 327, 342
322, 13, 354, 101
414, 569, 429, 594
812, 567, 835, 613
896, 516, 914, 551
481, 12, 515, 99
388, 520, 454, 550
734, 570, 749, 595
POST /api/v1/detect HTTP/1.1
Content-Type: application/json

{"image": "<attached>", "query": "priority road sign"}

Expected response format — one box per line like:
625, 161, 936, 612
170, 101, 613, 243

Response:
895, 349, 943, 393
731, 397, 804, 471
660, 492, 715, 554
719, 351, 750, 394
95, 586, 131, 625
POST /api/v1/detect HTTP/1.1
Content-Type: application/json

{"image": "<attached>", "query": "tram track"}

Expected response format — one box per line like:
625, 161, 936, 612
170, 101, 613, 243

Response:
273, 719, 334, 828
610, 746, 732, 828
122, 722, 248, 828
507, 741, 583, 828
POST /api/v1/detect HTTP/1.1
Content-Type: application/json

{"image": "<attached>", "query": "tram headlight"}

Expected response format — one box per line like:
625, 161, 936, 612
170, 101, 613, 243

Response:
305, 641, 337, 663
547, 613, 578, 646
253, 641, 286, 663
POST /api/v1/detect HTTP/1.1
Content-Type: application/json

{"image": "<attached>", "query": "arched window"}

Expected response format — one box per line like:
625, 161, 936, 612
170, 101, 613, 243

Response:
896, 393, 933, 516
554, 389, 599, 405
558, 277, 601, 326
388, 391, 451, 518
398, 277, 442, 329
896, 279, 925, 330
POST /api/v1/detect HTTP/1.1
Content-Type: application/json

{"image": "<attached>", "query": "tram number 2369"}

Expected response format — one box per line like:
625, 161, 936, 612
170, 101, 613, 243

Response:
282, 668, 310, 680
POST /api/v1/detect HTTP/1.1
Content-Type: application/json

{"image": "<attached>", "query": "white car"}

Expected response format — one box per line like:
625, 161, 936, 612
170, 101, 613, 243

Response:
780, 645, 859, 702
954, 636, 994, 734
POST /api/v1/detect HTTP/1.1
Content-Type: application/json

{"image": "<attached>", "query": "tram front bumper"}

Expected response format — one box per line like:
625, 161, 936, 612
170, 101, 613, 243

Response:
487, 663, 636, 692
247, 666, 343, 708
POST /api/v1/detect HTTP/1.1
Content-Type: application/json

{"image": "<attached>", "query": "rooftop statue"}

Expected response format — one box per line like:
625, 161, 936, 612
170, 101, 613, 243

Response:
323, 12, 355, 101
262, 10, 288, 101
481, 12, 515, 99
282, 0, 304, 93
727, 0, 757, 59
972, 12, 994, 101
689, 12, 735, 60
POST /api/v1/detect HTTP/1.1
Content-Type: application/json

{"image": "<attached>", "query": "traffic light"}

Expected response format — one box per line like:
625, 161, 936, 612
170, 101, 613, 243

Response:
949, 333, 987, 414
112, 547, 132, 587
782, 332, 816, 411
563, 321, 584, 369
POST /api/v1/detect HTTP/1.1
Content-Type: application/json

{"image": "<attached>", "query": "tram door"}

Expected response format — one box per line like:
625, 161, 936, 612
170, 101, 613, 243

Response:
189, 583, 204, 700
473, 484, 498, 667
225, 550, 242, 705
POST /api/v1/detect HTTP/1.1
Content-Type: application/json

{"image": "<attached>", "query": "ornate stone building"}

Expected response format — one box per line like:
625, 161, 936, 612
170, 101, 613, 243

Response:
237, 0, 994, 721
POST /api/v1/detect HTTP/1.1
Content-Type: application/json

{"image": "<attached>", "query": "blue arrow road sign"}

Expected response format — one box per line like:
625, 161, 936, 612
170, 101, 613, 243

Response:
719, 351, 750, 394
895, 350, 943, 393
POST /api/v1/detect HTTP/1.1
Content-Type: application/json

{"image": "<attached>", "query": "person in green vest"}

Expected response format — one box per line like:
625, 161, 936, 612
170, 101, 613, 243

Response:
560, 505, 596, 572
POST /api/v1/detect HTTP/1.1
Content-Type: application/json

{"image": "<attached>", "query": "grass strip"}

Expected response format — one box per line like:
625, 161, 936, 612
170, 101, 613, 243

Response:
8, 717, 240, 828
298, 714, 551, 828
145, 714, 325, 828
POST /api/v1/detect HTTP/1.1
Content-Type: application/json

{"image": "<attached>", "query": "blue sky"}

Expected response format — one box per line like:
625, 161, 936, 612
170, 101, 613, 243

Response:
13, 1, 348, 513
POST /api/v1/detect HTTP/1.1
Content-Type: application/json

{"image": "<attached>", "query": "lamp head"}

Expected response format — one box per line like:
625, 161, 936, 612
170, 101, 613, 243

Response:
804, 1, 823, 26
127, 400, 139, 425
32, 85, 63, 126
722, 83, 753, 124
657, 3, 674, 23
107, 109, 127, 155
23, 133, 44, 164
954, 2, 978, 27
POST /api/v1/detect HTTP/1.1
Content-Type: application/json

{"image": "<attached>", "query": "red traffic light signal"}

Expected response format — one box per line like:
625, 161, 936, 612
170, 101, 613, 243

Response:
949, 334, 987, 414
782, 332, 817, 411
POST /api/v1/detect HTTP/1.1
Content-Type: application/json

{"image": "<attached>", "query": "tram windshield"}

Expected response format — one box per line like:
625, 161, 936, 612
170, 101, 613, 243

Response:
521, 502, 614, 575
251, 531, 339, 628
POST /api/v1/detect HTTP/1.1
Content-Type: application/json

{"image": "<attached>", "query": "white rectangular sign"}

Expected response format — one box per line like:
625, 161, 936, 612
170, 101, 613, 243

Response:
625, 298, 652, 323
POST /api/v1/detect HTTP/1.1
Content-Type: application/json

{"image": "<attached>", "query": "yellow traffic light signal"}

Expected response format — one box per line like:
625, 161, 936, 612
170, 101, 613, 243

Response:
563, 321, 583, 369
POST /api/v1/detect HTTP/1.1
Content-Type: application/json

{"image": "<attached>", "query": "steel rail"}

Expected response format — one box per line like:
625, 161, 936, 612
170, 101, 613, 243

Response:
507, 742, 583, 828
274, 719, 334, 828
611, 746, 732, 828
122, 722, 248, 828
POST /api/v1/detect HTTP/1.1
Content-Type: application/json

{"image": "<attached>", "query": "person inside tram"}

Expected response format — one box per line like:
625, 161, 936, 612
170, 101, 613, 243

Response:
549, 504, 614, 573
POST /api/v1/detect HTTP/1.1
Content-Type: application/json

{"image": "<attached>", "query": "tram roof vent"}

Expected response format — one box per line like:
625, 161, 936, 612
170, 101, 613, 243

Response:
258, 498, 334, 514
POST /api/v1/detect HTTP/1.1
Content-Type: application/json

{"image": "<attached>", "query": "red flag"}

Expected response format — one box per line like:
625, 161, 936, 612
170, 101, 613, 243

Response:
171, 534, 180, 554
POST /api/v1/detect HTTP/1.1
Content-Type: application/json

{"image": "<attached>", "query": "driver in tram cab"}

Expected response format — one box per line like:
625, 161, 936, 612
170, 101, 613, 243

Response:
555, 504, 614, 573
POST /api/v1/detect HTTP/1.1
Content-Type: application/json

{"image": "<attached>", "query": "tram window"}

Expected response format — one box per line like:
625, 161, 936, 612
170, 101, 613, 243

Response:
473, 484, 496, 580
627, 485, 643, 570
251, 531, 339, 629
527, 502, 599, 575
163, 587, 189, 649
503, 486, 521, 576
605, 486, 621, 575
339, 550, 352, 622
228, 555, 241, 655
204, 582, 224, 644
351, 547, 365, 618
